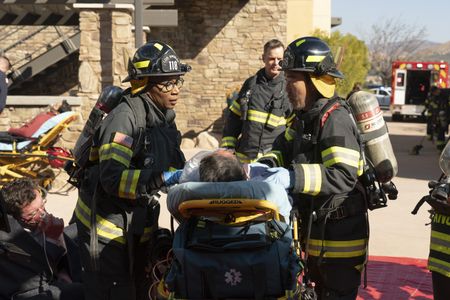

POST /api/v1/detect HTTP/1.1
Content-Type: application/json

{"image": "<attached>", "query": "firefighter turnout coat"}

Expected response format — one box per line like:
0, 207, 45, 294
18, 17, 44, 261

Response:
429, 212, 450, 278
0, 216, 83, 300
260, 98, 368, 295
221, 68, 292, 162
74, 90, 185, 300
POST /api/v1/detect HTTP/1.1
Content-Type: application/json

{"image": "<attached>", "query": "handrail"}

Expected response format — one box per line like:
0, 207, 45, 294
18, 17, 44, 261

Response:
5, 26, 80, 69
3, 26, 48, 53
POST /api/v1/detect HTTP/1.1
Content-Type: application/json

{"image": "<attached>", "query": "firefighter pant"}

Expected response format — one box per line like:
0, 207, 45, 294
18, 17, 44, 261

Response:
436, 126, 447, 151
303, 211, 368, 300
76, 223, 150, 300
426, 117, 434, 140
432, 271, 450, 300
307, 259, 360, 300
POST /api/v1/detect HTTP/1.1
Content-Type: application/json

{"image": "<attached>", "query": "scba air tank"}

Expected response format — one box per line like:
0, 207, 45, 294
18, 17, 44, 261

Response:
347, 91, 398, 183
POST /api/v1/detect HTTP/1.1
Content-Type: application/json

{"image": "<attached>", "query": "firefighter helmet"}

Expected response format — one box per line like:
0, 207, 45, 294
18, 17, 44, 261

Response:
281, 36, 343, 79
123, 41, 191, 94
280, 37, 343, 97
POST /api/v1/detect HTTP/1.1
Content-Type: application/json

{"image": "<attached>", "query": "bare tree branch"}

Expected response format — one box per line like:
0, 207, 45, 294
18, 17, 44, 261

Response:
367, 18, 427, 86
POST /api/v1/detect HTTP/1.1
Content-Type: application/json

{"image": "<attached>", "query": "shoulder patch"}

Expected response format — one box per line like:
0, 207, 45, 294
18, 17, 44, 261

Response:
112, 132, 133, 148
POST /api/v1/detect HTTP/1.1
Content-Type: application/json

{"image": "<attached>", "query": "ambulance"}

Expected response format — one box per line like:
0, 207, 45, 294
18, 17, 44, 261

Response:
390, 61, 449, 120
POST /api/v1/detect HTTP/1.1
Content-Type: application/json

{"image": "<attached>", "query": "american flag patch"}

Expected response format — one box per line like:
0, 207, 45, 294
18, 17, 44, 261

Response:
112, 132, 133, 148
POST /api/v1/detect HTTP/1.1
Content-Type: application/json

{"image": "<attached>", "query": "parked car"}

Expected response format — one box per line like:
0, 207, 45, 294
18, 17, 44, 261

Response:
368, 87, 391, 109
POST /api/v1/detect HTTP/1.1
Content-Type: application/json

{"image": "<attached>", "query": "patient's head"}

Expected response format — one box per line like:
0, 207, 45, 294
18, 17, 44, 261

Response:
1, 178, 47, 228
199, 149, 246, 182
50, 100, 72, 114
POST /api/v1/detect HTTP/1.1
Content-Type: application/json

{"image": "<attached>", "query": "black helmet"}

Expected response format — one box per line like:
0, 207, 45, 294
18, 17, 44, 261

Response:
280, 36, 344, 79
123, 40, 191, 82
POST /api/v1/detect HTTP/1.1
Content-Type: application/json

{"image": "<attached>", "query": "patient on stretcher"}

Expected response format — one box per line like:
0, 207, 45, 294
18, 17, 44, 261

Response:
167, 149, 292, 222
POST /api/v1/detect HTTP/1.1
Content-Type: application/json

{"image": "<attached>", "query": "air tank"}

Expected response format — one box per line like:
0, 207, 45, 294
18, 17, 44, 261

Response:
347, 91, 398, 183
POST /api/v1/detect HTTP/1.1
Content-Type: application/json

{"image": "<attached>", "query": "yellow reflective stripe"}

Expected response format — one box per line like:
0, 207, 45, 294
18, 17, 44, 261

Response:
286, 113, 296, 126
119, 170, 140, 199
300, 164, 322, 196
89, 147, 99, 162
153, 43, 163, 51
295, 39, 306, 47
357, 159, 364, 176
220, 136, 237, 148
430, 230, 450, 255
247, 110, 286, 127
308, 238, 367, 258
322, 146, 360, 169
309, 238, 367, 247
139, 226, 155, 243
259, 150, 284, 167
236, 152, 272, 163
75, 198, 125, 244
134, 60, 150, 68
284, 128, 295, 141
428, 257, 450, 277
235, 152, 254, 163
306, 55, 325, 62
99, 143, 133, 167
229, 100, 241, 116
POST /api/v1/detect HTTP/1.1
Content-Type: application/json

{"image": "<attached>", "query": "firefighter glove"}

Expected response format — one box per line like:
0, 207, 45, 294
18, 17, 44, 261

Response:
257, 167, 294, 190
163, 170, 183, 186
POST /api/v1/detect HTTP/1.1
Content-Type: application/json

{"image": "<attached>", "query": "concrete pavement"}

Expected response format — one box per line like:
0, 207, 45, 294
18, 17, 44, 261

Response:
44, 116, 441, 259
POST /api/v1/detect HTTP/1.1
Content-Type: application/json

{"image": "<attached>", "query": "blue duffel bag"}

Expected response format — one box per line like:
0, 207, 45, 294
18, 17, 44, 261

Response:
165, 218, 301, 299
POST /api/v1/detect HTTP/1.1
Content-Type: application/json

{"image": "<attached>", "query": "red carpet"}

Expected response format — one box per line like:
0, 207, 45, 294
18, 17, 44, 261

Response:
357, 256, 433, 299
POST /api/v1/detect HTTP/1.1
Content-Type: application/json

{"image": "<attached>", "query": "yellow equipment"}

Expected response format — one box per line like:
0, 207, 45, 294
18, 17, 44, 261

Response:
0, 111, 78, 189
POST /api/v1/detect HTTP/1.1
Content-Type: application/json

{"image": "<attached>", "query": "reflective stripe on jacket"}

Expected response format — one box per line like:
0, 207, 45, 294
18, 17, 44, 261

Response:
259, 97, 368, 266
221, 68, 292, 161
429, 212, 450, 277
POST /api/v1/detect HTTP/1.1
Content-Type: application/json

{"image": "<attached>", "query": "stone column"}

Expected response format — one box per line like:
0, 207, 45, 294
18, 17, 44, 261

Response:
78, 9, 134, 122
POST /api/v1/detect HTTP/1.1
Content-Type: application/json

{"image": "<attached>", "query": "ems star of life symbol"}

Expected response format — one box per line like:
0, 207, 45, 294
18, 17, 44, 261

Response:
224, 269, 242, 286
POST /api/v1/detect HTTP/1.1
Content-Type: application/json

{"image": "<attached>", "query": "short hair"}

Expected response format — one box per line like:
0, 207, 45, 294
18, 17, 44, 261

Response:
199, 151, 246, 182
58, 99, 72, 113
263, 39, 284, 55
1, 178, 39, 219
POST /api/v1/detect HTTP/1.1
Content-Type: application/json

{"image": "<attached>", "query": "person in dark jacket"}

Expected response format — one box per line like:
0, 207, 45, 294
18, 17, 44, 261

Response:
257, 37, 368, 300
0, 178, 83, 300
221, 39, 293, 163
0, 56, 11, 114
424, 86, 441, 141
73, 40, 189, 300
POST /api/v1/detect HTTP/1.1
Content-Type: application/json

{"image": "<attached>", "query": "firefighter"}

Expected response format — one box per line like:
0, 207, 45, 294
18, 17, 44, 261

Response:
424, 86, 440, 141
258, 36, 368, 300
434, 89, 450, 152
221, 39, 293, 163
74, 40, 189, 300
429, 210, 450, 299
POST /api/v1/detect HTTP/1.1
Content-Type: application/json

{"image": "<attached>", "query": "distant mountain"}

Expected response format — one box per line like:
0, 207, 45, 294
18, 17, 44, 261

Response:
413, 40, 450, 62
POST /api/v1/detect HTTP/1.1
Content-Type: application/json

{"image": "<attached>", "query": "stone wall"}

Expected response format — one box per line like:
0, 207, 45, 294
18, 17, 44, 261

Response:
150, 0, 287, 135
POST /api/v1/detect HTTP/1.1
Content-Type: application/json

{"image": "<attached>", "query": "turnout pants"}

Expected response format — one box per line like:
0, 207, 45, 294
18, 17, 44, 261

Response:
76, 222, 150, 300
305, 212, 368, 300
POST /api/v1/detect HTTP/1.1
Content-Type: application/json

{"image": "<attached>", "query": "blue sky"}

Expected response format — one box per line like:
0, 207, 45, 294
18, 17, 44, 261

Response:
331, 0, 450, 43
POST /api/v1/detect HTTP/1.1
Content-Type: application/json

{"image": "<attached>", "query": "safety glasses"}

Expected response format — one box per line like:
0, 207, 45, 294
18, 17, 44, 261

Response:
20, 188, 47, 224
155, 78, 184, 93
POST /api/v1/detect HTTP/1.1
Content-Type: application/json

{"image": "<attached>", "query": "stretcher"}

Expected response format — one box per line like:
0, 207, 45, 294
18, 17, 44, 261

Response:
151, 181, 301, 300
0, 111, 78, 189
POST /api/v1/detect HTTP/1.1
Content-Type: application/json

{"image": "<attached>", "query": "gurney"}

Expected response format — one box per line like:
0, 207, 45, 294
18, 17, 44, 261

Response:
153, 181, 300, 300
0, 111, 78, 189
